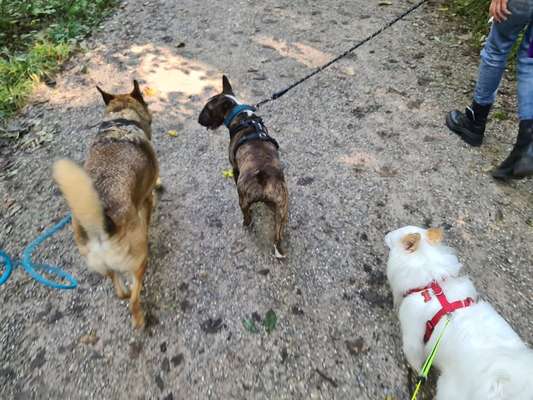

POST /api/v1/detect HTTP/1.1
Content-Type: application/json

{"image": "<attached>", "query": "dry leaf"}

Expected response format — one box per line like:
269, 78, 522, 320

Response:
80, 333, 99, 345
143, 86, 157, 97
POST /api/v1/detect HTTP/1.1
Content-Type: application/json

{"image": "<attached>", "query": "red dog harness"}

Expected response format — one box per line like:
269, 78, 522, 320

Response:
404, 281, 475, 343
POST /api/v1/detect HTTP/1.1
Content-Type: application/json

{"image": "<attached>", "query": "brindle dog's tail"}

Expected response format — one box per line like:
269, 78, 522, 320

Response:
53, 159, 105, 238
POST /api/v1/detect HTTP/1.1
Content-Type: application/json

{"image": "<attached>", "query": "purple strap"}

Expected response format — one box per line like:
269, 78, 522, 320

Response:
528, 38, 533, 58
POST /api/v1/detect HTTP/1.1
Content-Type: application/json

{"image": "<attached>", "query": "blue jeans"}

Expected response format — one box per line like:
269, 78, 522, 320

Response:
474, 0, 533, 120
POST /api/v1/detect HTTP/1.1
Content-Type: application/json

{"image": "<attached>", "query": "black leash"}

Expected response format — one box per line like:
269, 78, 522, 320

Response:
255, 0, 430, 108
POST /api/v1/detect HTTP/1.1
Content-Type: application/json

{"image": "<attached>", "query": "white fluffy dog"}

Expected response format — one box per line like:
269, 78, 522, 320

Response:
385, 226, 533, 400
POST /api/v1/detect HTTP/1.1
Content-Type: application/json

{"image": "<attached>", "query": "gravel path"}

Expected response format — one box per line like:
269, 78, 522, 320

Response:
1, 1, 531, 399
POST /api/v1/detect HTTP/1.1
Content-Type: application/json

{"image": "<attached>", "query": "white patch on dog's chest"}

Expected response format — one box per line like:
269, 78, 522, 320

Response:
225, 95, 254, 117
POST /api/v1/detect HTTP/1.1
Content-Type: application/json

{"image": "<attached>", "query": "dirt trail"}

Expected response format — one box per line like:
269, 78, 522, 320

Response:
1, 1, 532, 399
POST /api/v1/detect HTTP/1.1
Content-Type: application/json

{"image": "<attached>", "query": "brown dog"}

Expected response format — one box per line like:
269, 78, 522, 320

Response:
198, 76, 288, 257
53, 80, 159, 328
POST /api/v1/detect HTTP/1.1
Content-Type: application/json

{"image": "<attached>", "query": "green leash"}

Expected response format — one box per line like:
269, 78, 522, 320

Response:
410, 317, 450, 400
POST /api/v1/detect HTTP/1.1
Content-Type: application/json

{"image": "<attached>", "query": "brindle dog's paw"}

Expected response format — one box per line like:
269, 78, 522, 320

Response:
274, 245, 286, 259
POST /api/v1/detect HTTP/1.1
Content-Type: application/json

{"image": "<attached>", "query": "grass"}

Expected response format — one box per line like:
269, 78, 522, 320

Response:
449, 0, 492, 44
449, 0, 523, 71
0, 0, 117, 121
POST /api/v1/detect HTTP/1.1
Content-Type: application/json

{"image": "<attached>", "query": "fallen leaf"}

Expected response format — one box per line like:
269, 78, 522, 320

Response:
167, 130, 177, 137
242, 318, 259, 333
200, 317, 223, 334
263, 309, 277, 334
222, 169, 234, 178
80, 333, 99, 345
143, 86, 157, 97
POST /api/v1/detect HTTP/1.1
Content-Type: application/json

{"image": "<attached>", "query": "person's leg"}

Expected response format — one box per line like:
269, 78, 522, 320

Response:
516, 22, 533, 121
495, 21, 533, 178
474, 19, 527, 104
447, 0, 529, 146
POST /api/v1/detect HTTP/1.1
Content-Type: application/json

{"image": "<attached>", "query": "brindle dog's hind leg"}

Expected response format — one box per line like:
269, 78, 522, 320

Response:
232, 168, 239, 186
273, 200, 288, 259
239, 195, 252, 227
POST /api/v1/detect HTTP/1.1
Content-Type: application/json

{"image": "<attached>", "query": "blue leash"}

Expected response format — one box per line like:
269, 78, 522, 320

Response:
0, 214, 77, 289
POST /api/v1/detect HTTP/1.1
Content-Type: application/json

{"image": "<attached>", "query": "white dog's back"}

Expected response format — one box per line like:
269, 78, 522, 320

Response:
385, 226, 533, 400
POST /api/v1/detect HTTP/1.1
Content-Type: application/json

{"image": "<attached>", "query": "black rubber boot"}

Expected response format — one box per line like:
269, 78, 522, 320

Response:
510, 120, 533, 179
446, 101, 492, 147
492, 120, 533, 180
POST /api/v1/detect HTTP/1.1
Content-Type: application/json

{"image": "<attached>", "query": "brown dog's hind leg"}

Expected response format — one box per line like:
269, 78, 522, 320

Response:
239, 195, 252, 227
274, 201, 288, 258
130, 258, 147, 329
108, 271, 130, 299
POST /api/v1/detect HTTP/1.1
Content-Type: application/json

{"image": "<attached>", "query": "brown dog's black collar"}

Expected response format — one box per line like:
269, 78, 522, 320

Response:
98, 118, 144, 132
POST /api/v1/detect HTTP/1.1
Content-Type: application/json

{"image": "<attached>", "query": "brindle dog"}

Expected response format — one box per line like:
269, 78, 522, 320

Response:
53, 80, 159, 328
198, 76, 288, 258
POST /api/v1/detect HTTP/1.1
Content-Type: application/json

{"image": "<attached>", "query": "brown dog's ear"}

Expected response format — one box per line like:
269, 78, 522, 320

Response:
130, 80, 146, 105
401, 233, 421, 253
222, 75, 233, 95
427, 227, 444, 245
96, 86, 114, 105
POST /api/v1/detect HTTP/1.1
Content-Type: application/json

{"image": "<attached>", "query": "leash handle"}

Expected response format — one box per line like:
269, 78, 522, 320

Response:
21, 214, 77, 290
0, 251, 14, 285
1, 215, 77, 289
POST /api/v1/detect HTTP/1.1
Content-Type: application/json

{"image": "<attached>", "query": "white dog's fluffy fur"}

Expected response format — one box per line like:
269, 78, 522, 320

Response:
385, 226, 533, 400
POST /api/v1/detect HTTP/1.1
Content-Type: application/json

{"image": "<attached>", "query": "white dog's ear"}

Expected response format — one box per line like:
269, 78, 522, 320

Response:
401, 233, 421, 253
427, 227, 444, 245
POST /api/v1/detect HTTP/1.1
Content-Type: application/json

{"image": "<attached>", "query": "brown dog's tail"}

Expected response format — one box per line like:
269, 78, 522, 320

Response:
53, 159, 105, 237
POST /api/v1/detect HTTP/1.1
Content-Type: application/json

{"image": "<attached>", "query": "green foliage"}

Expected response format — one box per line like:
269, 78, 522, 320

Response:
492, 110, 509, 121
262, 309, 277, 334
450, 0, 492, 44
0, 0, 117, 120
242, 318, 259, 334
0, 42, 70, 118
449, 0, 522, 71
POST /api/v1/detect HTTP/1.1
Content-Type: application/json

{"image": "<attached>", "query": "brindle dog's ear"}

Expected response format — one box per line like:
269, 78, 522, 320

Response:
96, 86, 114, 105
131, 80, 147, 105
222, 75, 234, 95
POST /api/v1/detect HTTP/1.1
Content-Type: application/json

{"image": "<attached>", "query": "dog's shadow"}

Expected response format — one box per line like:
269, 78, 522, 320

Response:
142, 187, 178, 332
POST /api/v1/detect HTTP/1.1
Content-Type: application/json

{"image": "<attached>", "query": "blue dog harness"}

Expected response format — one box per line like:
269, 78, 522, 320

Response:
223, 104, 257, 128
224, 104, 279, 160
